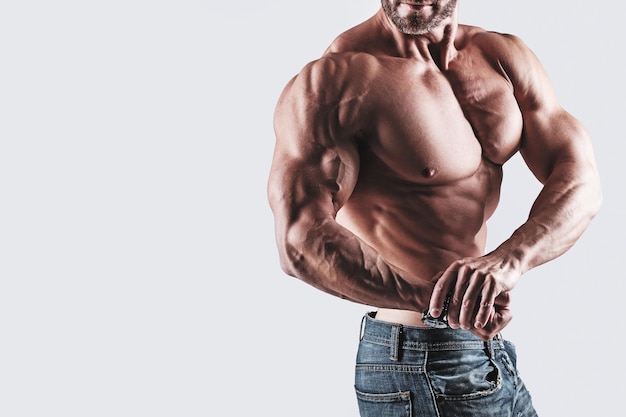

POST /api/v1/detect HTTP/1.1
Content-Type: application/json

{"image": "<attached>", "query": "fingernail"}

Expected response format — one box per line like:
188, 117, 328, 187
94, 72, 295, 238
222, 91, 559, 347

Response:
474, 321, 483, 328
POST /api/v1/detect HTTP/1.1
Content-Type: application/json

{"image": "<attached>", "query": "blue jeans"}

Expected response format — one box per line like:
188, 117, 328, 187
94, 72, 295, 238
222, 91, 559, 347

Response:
355, 312, 538, 417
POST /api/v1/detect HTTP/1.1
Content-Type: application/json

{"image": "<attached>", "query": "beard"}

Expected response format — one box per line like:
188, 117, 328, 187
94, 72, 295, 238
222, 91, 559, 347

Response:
381, 0, 458, 35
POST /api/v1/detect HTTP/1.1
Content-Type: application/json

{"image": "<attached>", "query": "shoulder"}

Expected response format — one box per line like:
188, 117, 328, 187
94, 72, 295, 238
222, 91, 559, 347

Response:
275, 54, 355, 119
461, 25, 538, 72
276, 51, 377, 119
274, 16, 381, 137
460, 25, 529, 55
278, 13, 383, 106
460, 25, 547, 93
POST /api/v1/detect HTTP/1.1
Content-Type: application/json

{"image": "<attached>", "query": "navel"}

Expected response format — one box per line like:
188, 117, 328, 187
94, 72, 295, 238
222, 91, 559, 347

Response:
422, 167, 437, 178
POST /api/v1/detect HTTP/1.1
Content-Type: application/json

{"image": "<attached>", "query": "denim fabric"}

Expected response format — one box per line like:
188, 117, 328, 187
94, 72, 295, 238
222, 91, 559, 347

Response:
355, 312, 538, 417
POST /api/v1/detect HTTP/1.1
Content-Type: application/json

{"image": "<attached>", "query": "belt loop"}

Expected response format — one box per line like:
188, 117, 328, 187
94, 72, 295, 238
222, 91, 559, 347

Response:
390, 324, 402, 361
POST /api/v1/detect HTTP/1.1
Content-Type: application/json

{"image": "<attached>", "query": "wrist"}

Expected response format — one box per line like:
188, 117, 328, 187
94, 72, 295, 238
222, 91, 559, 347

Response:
486, 246, 525, 291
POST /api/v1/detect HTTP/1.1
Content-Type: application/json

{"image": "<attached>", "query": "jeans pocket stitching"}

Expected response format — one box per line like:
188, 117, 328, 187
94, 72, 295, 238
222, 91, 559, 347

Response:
426, 354, 503, 401
355, 389, 412, 417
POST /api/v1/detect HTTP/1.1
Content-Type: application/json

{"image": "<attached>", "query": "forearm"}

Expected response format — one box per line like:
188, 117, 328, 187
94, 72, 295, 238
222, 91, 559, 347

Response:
492, 161, 601, 276
278, 217, 432, 311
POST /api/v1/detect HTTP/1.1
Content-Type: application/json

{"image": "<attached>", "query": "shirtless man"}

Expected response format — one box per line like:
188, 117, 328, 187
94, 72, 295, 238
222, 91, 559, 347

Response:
268, 1, 602, 416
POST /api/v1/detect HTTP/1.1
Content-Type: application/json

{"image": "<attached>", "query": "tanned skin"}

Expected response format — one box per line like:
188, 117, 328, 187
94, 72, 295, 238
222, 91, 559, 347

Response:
268, 1, 601, 341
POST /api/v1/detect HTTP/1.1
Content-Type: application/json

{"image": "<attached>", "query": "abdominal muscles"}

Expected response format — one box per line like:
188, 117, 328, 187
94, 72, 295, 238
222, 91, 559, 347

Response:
336, 155, 502, 283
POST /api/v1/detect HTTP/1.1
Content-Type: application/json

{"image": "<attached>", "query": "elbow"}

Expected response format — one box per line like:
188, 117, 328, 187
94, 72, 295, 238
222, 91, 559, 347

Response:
591, 189, 603, 219
276, 225, 310, 279
588, 172, 603, 220
277, 242, 310, 282
277, 245, 299, 278
589, 190, 602, 223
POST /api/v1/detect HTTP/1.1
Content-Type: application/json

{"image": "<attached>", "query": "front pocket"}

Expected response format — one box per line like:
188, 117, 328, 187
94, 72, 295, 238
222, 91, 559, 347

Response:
426, 349, 501, 400
355, 389, 412, 417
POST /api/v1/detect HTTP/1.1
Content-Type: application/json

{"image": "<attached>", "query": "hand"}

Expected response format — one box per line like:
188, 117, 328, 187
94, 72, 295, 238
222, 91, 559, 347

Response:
428, 256, 520, 340
470, 291, 513, 341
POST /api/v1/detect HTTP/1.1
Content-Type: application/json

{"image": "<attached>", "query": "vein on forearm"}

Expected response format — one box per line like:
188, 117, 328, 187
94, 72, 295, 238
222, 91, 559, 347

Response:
283, 216, 422, 310
504, 159, 601, 273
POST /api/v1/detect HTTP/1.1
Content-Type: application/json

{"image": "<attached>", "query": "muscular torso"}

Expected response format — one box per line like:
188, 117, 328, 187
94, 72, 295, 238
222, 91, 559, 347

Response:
325, 22, 524, 324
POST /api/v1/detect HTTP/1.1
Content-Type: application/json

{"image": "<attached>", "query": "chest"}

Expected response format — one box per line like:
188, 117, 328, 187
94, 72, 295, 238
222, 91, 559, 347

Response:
360, 56, 522, 184
445, 52, 523, 163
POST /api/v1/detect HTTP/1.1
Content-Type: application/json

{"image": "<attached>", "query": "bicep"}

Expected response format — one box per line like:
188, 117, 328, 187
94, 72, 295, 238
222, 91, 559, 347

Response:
268, 76, 360, 238
520, 108, 595, 184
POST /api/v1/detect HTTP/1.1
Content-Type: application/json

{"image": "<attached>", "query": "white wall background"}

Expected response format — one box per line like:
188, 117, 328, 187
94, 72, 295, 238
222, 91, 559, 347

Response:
1, 1, 622, 416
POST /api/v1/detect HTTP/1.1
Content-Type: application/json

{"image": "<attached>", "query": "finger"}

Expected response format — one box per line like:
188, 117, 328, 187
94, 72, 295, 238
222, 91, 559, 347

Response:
446, 264, 474, 329
473, 299, 494, 329
473, 278, 497, 329
473, 307, 513, 341
445, 288, 463, 329
428, 271, 450, 318
458, 272, 482, 330
494, 290, 512, 307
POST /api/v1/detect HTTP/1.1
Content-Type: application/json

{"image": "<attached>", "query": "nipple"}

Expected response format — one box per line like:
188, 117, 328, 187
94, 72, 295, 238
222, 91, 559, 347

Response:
422, 167, 437, 178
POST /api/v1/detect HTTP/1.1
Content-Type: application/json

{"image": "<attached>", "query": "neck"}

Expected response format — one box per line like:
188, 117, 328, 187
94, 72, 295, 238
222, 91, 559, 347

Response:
376, 6, 459, 69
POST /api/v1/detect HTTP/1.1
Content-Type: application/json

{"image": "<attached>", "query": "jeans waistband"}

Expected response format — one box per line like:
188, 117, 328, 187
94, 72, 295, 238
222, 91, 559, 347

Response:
360, 312, 505, 354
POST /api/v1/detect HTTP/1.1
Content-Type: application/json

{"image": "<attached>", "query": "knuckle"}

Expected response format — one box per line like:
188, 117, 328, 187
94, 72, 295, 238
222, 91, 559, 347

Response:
453, 258, 470, 267
434, 281, 447, 291
457, 263, 475, 276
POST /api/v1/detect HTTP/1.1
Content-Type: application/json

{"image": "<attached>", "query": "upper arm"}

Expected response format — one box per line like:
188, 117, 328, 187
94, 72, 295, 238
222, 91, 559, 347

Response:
496, 34, 599, 184
267, 58, 361, 244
